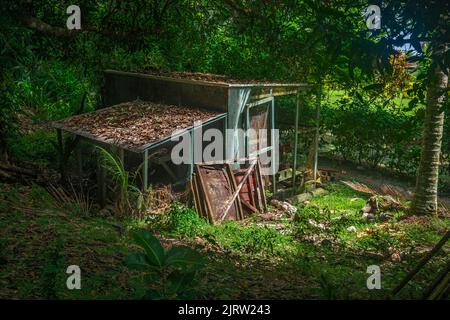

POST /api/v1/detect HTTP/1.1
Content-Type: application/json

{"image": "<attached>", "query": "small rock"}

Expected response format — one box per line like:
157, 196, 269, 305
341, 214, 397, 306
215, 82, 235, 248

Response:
193, 236, 207, 246
362, 212, 375, 221
287, 192, 312, 204
346, 226, 357, 233
332, 215, 348, 221
270, 199, 297, 216
390, 252, 402, 262
380, 211, 393, 221
281, 202, 297, 215
308, 219, 326, 230
361, 203, 373, 214
360, 196, 379, 214
310, 187, 328, 196
270, 199, 281, 206
260, 212, 278, 221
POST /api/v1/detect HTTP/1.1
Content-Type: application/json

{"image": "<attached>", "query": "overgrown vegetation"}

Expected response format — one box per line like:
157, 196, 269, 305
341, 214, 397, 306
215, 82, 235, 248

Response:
322, 92, 424, 174
1, 181, 447, 299
0, 0, 448, 300
125, 228, 204, 299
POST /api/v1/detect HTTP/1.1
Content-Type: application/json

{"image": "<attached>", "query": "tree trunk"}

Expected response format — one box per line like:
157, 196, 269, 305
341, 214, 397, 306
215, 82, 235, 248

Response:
411, 58, 448, 215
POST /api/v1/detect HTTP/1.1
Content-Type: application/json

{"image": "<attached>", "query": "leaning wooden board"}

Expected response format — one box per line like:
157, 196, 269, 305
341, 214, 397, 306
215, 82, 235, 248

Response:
234, 168, 259, 214
233, 160, 267, 214
195, 164, 243, 222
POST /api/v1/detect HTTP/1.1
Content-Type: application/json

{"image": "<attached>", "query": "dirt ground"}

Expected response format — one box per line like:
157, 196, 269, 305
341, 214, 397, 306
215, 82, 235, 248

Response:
319, 156, 450, 207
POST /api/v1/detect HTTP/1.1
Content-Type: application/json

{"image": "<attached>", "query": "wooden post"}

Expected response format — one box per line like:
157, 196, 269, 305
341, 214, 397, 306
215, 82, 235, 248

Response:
224, 116, 228, 161
292, 90, 300, 193
256, 161, 267, 212
75, 145, 83, 179
188, 127, 195, 179
313, 88, 321, 187
56, 129, 66, 184
143, 149, 148, 191
246, 106, 250, 157
270, 91, 276, 194
97, 149, 106, 208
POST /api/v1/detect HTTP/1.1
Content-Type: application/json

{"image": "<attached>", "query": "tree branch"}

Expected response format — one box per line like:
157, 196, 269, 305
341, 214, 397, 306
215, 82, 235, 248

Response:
23, 17, 79, 38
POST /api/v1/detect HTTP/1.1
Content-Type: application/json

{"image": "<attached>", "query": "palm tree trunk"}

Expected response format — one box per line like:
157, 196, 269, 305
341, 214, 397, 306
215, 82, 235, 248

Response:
411, 58, 448, 215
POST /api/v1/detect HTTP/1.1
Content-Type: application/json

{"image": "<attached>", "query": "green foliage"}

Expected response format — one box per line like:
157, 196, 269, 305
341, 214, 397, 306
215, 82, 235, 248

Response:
125, 228, 204, 299
108, 47, 168, 72
322, 92, 423, 174
155, 203, 289, 256
0, 0, 449, 300
39, 236, 66, 300
206, 221, 290, 256
166, 203, 207, 238
97, 146, 145, 217
1, 59, 95, 163
29, 183, 54, 207
1, 181, 449, 299
234, 225, 285, 255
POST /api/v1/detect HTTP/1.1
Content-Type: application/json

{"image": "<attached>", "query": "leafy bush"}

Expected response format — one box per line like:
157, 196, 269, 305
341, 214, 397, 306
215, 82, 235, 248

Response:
211, 222, 288, 255
155, 204, 288, 255
166, 203, 207, 238
125, 229, 204, 299
322, 93, 423, 175
2, 60, 95, 164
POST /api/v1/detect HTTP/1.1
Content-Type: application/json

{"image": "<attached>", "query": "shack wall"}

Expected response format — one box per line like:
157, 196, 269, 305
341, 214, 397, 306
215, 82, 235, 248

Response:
102, 70, 229, 112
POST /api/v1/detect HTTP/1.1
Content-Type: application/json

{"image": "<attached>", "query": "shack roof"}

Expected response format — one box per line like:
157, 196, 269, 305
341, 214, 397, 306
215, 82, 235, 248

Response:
52, 100, 226, 153
106, 69, 312, 88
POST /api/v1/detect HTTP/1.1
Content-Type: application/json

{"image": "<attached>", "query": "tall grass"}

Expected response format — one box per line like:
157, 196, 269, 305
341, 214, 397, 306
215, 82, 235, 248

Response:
47, 181, 93, 216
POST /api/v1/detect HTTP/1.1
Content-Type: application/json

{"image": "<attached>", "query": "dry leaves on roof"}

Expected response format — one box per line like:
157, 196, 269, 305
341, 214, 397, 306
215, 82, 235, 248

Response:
139, 69, 277, 84
56, 100, 221, 148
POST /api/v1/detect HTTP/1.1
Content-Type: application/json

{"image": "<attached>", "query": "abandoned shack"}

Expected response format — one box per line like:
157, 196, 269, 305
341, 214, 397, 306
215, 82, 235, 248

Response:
51, 70, 316, 208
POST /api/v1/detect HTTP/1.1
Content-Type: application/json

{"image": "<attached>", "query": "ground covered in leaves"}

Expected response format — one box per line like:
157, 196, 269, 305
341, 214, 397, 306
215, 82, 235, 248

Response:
0, 180, 448, 299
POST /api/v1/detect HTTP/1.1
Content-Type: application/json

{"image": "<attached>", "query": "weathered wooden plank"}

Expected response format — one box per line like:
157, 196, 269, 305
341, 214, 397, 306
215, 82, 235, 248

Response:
195, 165, 215, 224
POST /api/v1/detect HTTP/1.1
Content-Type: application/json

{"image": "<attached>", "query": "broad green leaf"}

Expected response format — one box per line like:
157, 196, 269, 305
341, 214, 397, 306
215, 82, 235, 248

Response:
124, 252, 150, 271
164, 246, 203, 270
167, 270, 196, 294
131, 229, 164, 267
